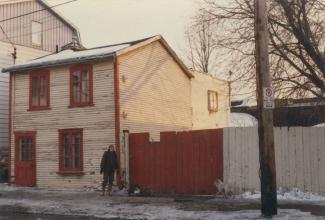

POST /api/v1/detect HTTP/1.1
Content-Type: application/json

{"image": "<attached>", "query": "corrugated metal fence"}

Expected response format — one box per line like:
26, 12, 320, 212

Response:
129, 129, 223, 194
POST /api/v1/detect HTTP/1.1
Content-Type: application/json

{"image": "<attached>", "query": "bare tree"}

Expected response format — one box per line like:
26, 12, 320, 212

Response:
184, 15, 218, 73
197, 0, 325, 100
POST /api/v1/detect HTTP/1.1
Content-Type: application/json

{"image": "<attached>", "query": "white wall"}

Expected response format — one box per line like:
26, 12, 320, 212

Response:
223, 127, 325, 195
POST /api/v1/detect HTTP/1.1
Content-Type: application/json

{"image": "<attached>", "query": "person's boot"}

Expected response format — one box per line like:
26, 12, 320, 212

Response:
107, 185, 112, 196
101, 185, 106, 196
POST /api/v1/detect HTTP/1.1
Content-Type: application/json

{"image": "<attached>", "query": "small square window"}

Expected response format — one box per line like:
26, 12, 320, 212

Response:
208, 91, 218, 112
32, 21, 42, 47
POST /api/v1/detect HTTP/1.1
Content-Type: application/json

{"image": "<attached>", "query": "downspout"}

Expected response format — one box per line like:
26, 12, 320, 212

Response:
114, 55, 121, 187
8, 73, 12, 184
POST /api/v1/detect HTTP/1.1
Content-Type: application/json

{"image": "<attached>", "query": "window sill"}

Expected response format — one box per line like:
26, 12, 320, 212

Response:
57, 171, 85, 176
209, 109, 219, 113
28, 107, 51, 111
68, 103, 94, 108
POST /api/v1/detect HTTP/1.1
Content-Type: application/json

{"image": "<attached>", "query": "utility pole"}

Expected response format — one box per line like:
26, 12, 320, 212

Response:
254, 0, 277, 217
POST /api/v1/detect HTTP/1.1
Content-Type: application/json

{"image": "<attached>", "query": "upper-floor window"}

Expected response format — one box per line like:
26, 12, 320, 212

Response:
32, 21, 42, 47
29, 71, 50, 111
208, 90, 218, 112
69, 64, 93, 107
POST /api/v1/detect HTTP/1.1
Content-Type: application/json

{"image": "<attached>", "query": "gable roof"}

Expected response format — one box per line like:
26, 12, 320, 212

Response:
2, 35, 193, 78
0, 0, 81, 43
36, 0, 81, 42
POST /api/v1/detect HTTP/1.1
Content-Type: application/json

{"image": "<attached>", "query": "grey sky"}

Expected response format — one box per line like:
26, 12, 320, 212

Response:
47, 0, 199, 55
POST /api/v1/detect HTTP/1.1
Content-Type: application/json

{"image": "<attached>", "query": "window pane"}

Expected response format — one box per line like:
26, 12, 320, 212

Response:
63, 134, 70, 168
19, 137, 33, 161
32, 21, 42, 46
72, 71, 81, 103
72, 133, 80, 168
81, 70, 89, 103
32, 77, 39, 106
40, 76, 47, 106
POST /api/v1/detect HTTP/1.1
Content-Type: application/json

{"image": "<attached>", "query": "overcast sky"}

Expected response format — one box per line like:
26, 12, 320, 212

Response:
47, 0, 199, 56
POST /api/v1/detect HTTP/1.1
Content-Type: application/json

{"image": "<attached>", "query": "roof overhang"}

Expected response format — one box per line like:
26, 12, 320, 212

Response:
2, 53, 115, 73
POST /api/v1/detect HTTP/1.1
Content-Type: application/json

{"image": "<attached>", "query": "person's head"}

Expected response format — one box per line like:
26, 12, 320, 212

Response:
108, 145, 114, 152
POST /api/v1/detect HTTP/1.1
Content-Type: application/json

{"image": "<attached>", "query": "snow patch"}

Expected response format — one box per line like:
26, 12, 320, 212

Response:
229, 113, 258, 127
241, 188, 325, 201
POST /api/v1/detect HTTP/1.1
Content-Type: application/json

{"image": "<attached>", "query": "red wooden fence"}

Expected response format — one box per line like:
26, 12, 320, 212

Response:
129, 129, 223, 195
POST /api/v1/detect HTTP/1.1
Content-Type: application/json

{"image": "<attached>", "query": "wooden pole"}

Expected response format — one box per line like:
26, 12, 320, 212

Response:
254, 0, 277, 216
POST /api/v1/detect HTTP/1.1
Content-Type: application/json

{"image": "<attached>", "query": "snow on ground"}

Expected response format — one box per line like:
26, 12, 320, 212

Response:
240, 188, 325, 202
0, 184, 324, 219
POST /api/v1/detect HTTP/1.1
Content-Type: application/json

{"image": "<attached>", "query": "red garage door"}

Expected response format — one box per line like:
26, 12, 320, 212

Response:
129, 129, 223, 195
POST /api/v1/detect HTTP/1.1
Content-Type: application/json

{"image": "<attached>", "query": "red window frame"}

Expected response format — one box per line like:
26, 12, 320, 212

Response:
58, 128, 84, 175
69, 64, 93, 108
208, 90, 218, 112
14, 131, 36, 163
29, 70, 50, 111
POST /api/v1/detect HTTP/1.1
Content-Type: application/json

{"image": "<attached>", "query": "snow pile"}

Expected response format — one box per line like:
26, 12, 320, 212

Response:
229, 113, 258, 127
0, 183, 17, 192
313, 123, 325, 127
241, 188, 325, 201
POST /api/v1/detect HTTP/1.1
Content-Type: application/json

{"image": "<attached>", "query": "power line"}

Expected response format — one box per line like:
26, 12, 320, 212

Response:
0, 0, 78, 23
0, 24, 14, 48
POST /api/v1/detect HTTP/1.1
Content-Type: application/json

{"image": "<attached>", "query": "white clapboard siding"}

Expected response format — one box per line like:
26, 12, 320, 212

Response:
119, 41, 192, 140
223, 127, 325, 195
0, 41, 49, 157
11, 60, 115, 189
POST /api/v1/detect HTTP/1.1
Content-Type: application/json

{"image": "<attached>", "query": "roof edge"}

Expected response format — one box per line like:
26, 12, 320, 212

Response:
116, 35, 193, 78
36, 0, 82, 43
2, 53, 114, 73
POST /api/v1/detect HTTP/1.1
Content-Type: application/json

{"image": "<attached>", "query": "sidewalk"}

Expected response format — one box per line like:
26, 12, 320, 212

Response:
0, 184, 325, 220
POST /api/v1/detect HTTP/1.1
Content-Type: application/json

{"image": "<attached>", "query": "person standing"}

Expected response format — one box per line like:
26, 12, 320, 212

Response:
100, 145, 118, 196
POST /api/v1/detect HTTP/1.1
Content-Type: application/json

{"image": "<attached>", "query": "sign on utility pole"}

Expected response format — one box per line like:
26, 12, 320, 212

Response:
254, 0, 277, 217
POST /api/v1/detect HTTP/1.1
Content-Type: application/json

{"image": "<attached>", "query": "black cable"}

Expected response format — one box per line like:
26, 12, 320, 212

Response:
0, 0, 78, 23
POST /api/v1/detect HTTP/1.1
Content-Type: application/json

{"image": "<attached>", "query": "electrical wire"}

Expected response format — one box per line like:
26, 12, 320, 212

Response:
0, 24, 15, 48
0, 0, 78, 23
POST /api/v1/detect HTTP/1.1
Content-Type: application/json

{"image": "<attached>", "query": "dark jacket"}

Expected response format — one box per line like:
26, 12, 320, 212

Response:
100, 151, 118, 174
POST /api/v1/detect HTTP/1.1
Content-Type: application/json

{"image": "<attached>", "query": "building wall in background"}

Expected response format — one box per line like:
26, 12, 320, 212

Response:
191, 71, 230, 129
0, 41, 49, 158
0, 0, 77, 52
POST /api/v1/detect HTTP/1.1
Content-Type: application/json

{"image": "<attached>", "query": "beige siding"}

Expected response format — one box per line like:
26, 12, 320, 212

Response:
0, 41, 49, 156
223, 127, 325, 195
0, 0, 76, 52
10, 60, 115, 189
191, 71, 230, 129
119, 41, 192, 140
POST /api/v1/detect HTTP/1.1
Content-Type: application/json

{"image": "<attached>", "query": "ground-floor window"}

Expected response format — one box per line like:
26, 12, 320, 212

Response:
58, 128, 83, 173
15, 132, 36, 162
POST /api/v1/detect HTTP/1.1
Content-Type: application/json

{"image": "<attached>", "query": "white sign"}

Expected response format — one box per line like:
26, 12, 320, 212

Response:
263, 87, 274, 109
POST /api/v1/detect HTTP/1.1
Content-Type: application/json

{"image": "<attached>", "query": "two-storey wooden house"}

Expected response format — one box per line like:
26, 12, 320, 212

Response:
3, 36, 194, 188
0, 0, 81, 166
